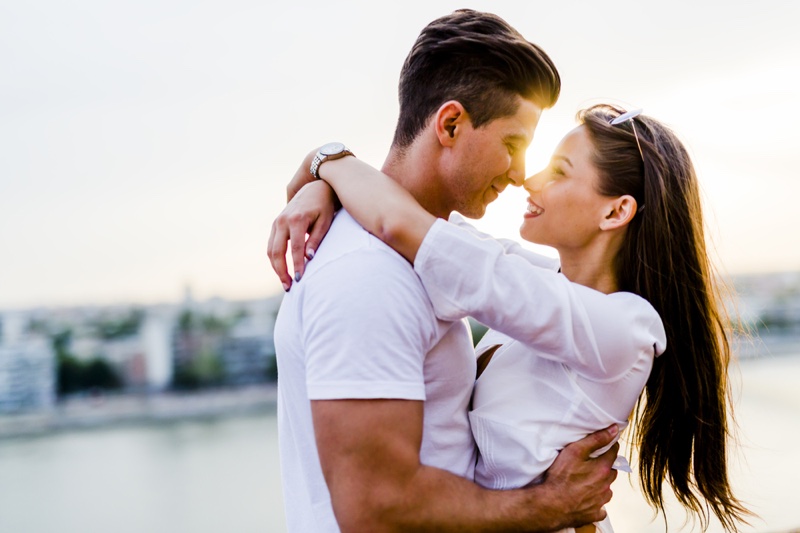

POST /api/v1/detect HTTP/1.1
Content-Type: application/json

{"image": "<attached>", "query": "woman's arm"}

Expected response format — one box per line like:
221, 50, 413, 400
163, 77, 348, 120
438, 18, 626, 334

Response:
414, 219, 667, 379
317, 156, 436, 263
449, 213, 560, 271
268, 151, 433, 289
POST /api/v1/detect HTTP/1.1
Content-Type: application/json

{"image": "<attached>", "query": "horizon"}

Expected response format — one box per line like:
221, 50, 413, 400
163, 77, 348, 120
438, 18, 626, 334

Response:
4, 268, 799, 314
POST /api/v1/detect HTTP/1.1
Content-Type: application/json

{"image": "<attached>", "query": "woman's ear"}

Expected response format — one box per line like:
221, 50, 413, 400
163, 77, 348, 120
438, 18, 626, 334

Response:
599, 195, 638, 231
434, 100, 468, 147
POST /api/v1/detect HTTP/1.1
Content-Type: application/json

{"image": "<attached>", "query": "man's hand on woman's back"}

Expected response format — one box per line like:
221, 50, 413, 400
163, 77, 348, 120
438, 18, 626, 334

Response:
524, 425, 620, 530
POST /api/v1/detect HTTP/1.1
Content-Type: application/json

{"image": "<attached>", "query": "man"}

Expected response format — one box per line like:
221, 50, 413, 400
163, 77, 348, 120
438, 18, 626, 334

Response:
269, 9, 618, 532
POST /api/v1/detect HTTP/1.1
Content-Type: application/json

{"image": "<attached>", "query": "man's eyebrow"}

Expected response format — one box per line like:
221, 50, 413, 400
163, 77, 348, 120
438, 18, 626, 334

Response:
552, 155, 573, 167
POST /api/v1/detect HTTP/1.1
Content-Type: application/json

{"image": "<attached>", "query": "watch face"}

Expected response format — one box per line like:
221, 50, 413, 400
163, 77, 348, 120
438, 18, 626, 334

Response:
319, 142, 346, 156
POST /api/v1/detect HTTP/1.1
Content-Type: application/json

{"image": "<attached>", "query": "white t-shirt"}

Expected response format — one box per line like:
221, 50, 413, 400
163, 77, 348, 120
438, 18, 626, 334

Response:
416, 217, 667, 491
274, 211, 477, 533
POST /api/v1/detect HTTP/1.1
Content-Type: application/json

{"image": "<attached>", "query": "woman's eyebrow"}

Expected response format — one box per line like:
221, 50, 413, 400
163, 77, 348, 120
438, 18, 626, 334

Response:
552, 155, 573, 167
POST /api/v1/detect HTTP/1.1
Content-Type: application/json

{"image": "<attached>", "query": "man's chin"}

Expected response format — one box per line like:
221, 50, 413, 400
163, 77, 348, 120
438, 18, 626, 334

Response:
456, 206, 487, 220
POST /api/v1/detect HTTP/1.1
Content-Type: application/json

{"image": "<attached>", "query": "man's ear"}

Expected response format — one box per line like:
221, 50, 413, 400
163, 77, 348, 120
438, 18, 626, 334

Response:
434, 100, 469, 147
599, 195, 638, 231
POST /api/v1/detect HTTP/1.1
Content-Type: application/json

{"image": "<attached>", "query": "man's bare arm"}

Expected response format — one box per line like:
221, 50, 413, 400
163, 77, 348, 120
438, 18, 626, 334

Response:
312, 398, 618, 533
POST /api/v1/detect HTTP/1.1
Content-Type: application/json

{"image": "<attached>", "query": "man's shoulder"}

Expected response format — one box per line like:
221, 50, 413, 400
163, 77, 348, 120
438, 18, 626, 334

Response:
307, 210, 414, 275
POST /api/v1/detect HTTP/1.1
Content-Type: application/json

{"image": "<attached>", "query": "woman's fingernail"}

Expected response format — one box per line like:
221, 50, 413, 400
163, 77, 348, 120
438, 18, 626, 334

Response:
306, 248, 315, 260
294, 272, 302, 282
282, 282, 291, 292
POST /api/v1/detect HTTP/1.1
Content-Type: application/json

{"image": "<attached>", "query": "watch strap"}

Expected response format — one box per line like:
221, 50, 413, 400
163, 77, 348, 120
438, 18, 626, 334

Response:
310, 143, 354, 180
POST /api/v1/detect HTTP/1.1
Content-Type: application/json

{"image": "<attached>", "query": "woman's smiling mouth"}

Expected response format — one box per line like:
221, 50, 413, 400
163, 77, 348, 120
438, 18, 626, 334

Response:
525, 199, 544, 216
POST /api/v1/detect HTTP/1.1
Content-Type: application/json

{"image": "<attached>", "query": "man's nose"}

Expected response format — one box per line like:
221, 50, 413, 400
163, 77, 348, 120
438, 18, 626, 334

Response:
507, 155, 526, 187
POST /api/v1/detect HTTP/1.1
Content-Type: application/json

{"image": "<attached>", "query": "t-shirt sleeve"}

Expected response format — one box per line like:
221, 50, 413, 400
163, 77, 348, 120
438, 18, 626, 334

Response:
415, 219, 667, 380
301, 247, 435, 400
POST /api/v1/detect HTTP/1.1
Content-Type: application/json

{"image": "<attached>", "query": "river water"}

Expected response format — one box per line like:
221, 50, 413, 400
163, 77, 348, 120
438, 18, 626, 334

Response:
1, 352, 798, 533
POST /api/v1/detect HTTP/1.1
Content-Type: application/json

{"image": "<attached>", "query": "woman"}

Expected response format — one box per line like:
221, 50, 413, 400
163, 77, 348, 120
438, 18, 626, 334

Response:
271, 104, 750, 532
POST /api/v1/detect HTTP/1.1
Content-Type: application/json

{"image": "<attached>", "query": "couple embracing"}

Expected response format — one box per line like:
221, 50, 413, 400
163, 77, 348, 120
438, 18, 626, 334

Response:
268, 9, 749, 533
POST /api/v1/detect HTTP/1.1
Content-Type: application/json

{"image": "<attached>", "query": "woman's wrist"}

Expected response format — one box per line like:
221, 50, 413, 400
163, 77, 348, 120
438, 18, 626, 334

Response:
317, 154, 358, 185
310, 142, 355, 180
286, 147, 324, 202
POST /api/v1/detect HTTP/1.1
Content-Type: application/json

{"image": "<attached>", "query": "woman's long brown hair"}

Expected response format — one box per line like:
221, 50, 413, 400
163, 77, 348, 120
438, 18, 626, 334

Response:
579, 104, 750, 531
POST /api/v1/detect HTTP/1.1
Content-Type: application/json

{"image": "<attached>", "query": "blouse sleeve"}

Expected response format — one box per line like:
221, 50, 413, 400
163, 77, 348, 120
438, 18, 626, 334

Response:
448, 212, 560, 271
415, 218, 667, 380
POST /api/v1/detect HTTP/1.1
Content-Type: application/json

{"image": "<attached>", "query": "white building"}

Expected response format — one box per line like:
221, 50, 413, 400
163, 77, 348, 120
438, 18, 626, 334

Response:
141, 310, 173, 390
0, 314, 55, 413
49, 308, 175, 392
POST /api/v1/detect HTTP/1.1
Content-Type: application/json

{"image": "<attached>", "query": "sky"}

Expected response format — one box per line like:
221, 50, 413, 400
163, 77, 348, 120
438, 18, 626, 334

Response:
1, 0, 799, 309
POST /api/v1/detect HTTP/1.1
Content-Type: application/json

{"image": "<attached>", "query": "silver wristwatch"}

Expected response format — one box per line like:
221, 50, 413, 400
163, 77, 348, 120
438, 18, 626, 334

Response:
310, 142, 355, 179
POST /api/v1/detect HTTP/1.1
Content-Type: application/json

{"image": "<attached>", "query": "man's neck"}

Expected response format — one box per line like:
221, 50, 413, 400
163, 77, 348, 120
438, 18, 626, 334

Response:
381, 144, 452, 220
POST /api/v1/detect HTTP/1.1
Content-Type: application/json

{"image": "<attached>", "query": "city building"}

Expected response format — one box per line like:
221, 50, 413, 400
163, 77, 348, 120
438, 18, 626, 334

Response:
0, 314, 56, 413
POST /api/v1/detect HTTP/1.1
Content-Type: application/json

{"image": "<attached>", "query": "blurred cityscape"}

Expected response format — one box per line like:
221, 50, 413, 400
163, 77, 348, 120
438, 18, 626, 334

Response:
1, 270, 800, 438
0, 287, 282, 437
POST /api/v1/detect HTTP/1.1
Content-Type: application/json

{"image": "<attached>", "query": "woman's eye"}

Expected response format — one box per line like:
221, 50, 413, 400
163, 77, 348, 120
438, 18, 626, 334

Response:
550, 165, 565, 176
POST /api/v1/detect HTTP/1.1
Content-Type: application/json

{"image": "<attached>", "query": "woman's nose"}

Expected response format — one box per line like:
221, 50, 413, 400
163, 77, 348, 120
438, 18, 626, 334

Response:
524, 173, 544, 193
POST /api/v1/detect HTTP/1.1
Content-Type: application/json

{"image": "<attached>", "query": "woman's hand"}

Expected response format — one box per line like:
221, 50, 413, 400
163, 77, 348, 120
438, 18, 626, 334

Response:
268, 180, 337, 291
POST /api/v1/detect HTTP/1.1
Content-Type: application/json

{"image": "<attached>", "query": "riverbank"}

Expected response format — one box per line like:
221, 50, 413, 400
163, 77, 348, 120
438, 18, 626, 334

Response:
3, 333, 800, 440
0, 384, 278, 439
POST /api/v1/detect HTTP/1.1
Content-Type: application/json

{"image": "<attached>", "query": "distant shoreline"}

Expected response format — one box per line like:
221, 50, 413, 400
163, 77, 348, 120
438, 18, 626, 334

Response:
734, 333, 800, 360
3, 334, 799, 441
0, 383, 278, 440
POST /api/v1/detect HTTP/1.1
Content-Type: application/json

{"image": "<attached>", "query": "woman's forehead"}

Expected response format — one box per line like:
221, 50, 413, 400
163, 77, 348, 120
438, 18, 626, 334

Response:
553, 126, 593, 162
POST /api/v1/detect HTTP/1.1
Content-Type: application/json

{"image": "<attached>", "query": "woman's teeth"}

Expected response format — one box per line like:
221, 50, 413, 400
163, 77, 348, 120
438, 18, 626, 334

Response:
527, 203, 543, 215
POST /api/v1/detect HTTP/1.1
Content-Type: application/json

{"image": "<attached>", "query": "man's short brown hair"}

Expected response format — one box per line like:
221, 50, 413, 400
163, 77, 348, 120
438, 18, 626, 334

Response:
392, 9, 560, 148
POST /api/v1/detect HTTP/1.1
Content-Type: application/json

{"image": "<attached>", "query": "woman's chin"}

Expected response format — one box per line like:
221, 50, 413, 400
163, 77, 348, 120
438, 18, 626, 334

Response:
519, 227, 545, 246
